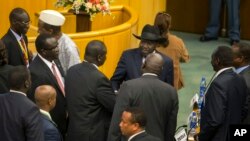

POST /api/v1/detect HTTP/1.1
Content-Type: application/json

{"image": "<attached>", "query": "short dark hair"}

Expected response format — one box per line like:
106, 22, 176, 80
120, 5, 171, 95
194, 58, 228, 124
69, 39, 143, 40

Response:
213, 46, 233, 67
84, 40, 106, 59
8, 66, 30, 90
9, 7, 28, 22
35, 33, 55, 53
235, 42, 250, 63
124, 107, 147, 128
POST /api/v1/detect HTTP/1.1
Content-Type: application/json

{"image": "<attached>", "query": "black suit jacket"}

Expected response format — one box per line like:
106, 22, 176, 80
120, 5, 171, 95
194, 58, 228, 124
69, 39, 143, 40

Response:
0, 92, 44, 141
1, 29, 31, 66
130, 132, 161, 141
0, 65, 13, 93
28, 56, 67, 136
240, 66, 250, 124
111, 48, 174, 91
41, 113, 62, 141
199, 69, 247, 141
108, 75, 178, 141
65, 62, 116, 141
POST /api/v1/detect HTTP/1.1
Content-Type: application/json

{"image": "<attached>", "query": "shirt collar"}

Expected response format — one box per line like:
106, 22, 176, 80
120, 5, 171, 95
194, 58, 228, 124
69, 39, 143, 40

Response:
235, 65, 249, 74
83, 60, 99, 69
142, 73, 157, 76
40, 109, 52, 120
38, 54, 54, 69
128, 130, 146, 141
10, 28, 22, 41
214, 67, 234, 78
10, 89, 26, 96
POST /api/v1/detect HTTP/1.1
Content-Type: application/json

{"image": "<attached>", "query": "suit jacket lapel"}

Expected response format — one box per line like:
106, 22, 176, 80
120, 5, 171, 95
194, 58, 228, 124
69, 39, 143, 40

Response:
7, 29, 25, 64
134, 49, 143, 77
54, 59, 65, 78
36, 56, 63, 92
41, 113, 58, 127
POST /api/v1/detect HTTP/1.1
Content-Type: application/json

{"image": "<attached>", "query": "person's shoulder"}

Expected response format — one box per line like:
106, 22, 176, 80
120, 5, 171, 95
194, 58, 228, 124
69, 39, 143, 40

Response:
123, 48, 139, 54
60, 33, 76, 44
157, 51, 172, 62
145, 134, 161, 141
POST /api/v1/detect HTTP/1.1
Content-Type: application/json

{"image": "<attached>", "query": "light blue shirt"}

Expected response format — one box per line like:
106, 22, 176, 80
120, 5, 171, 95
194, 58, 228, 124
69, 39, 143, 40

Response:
235, 65, 250, 74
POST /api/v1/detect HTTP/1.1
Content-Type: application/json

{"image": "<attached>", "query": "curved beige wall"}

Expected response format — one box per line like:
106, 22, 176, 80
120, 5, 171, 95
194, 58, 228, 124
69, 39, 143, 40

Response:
28, 6, 138, 78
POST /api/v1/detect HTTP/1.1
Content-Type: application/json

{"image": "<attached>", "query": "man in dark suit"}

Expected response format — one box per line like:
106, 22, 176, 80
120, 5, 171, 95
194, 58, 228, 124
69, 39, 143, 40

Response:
232, 42, 250, 124
0, 66, 44, 141
1, 8, 32, 66
111, 24, 174, 92
119, 107, 161, 141
28, 33, 67, 137
198, 46, 247, 141
65, 40, 116, 141
0, 39, 13, 93
108, 53, 178, 141
35, 85, 62, 141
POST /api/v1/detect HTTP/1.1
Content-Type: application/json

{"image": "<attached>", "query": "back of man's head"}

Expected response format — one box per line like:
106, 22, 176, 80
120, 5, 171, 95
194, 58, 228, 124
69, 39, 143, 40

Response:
35, 33, 55, 53
35, 85, 57, 112
8, 66, 30, 92
212, 46, 233, 69
234, 42, 250, 63
84, 40, 107, 66
142, 53, 164, 75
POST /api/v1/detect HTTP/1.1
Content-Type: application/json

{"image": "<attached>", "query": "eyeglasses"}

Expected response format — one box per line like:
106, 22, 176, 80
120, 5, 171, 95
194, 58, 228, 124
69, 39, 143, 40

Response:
17, 20, 32, 25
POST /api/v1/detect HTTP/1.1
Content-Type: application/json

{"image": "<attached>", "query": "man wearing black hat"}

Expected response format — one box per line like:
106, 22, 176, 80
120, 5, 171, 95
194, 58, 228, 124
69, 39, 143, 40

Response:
111, 24, 174, 92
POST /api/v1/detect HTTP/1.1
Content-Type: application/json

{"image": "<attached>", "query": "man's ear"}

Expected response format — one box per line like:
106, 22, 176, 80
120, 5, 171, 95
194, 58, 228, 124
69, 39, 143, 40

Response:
132, 123, 140, 131
24, 80, 30, 88
97, 54, 103, 62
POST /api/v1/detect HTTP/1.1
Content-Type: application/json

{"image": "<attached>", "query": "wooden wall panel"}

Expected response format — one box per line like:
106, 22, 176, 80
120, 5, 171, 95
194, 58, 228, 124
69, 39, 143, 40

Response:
167, 0, 209, 34
240, 0, 250, 40
167, 0, 250, 40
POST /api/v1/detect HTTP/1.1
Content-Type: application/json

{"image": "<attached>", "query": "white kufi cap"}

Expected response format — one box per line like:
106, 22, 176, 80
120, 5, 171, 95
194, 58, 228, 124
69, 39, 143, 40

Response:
39, 10, 65, 26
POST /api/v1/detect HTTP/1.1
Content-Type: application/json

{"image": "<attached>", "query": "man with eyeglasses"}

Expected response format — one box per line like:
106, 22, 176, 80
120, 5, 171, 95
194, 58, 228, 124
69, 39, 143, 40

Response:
28, 33, 67, 139
1, 7, 33, 67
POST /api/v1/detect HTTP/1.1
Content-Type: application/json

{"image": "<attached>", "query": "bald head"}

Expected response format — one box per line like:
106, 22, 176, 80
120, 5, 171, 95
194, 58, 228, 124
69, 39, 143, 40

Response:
35, 85, 57, 112
142, 53, 164, 75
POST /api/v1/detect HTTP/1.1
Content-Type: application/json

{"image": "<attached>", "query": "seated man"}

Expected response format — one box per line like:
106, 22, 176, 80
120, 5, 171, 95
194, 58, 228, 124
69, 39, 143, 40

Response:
111, 24, 174, 92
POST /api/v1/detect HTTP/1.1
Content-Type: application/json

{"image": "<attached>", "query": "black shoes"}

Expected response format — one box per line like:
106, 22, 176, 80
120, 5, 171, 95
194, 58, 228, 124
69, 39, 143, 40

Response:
199, 35, 218, 42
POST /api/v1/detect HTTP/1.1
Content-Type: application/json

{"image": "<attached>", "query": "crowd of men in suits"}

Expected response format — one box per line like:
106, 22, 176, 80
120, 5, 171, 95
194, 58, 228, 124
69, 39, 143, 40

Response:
0, 7, 250, 141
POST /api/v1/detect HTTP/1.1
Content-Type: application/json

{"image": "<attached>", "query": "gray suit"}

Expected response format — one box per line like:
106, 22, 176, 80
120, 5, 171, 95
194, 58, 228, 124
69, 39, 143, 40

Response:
108, 75, 178, 141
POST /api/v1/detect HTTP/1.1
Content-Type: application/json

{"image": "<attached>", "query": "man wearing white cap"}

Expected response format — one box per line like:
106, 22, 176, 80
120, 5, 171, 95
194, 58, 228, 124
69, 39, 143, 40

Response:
38, 9, 81, 74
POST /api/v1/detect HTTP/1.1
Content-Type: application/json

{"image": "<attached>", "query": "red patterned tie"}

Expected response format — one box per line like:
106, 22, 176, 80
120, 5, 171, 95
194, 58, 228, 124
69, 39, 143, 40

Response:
52, 63, 65, 96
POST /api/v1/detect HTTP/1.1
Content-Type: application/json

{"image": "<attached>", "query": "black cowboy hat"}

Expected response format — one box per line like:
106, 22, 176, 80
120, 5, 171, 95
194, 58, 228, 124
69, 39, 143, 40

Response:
133, 24, 167, 42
